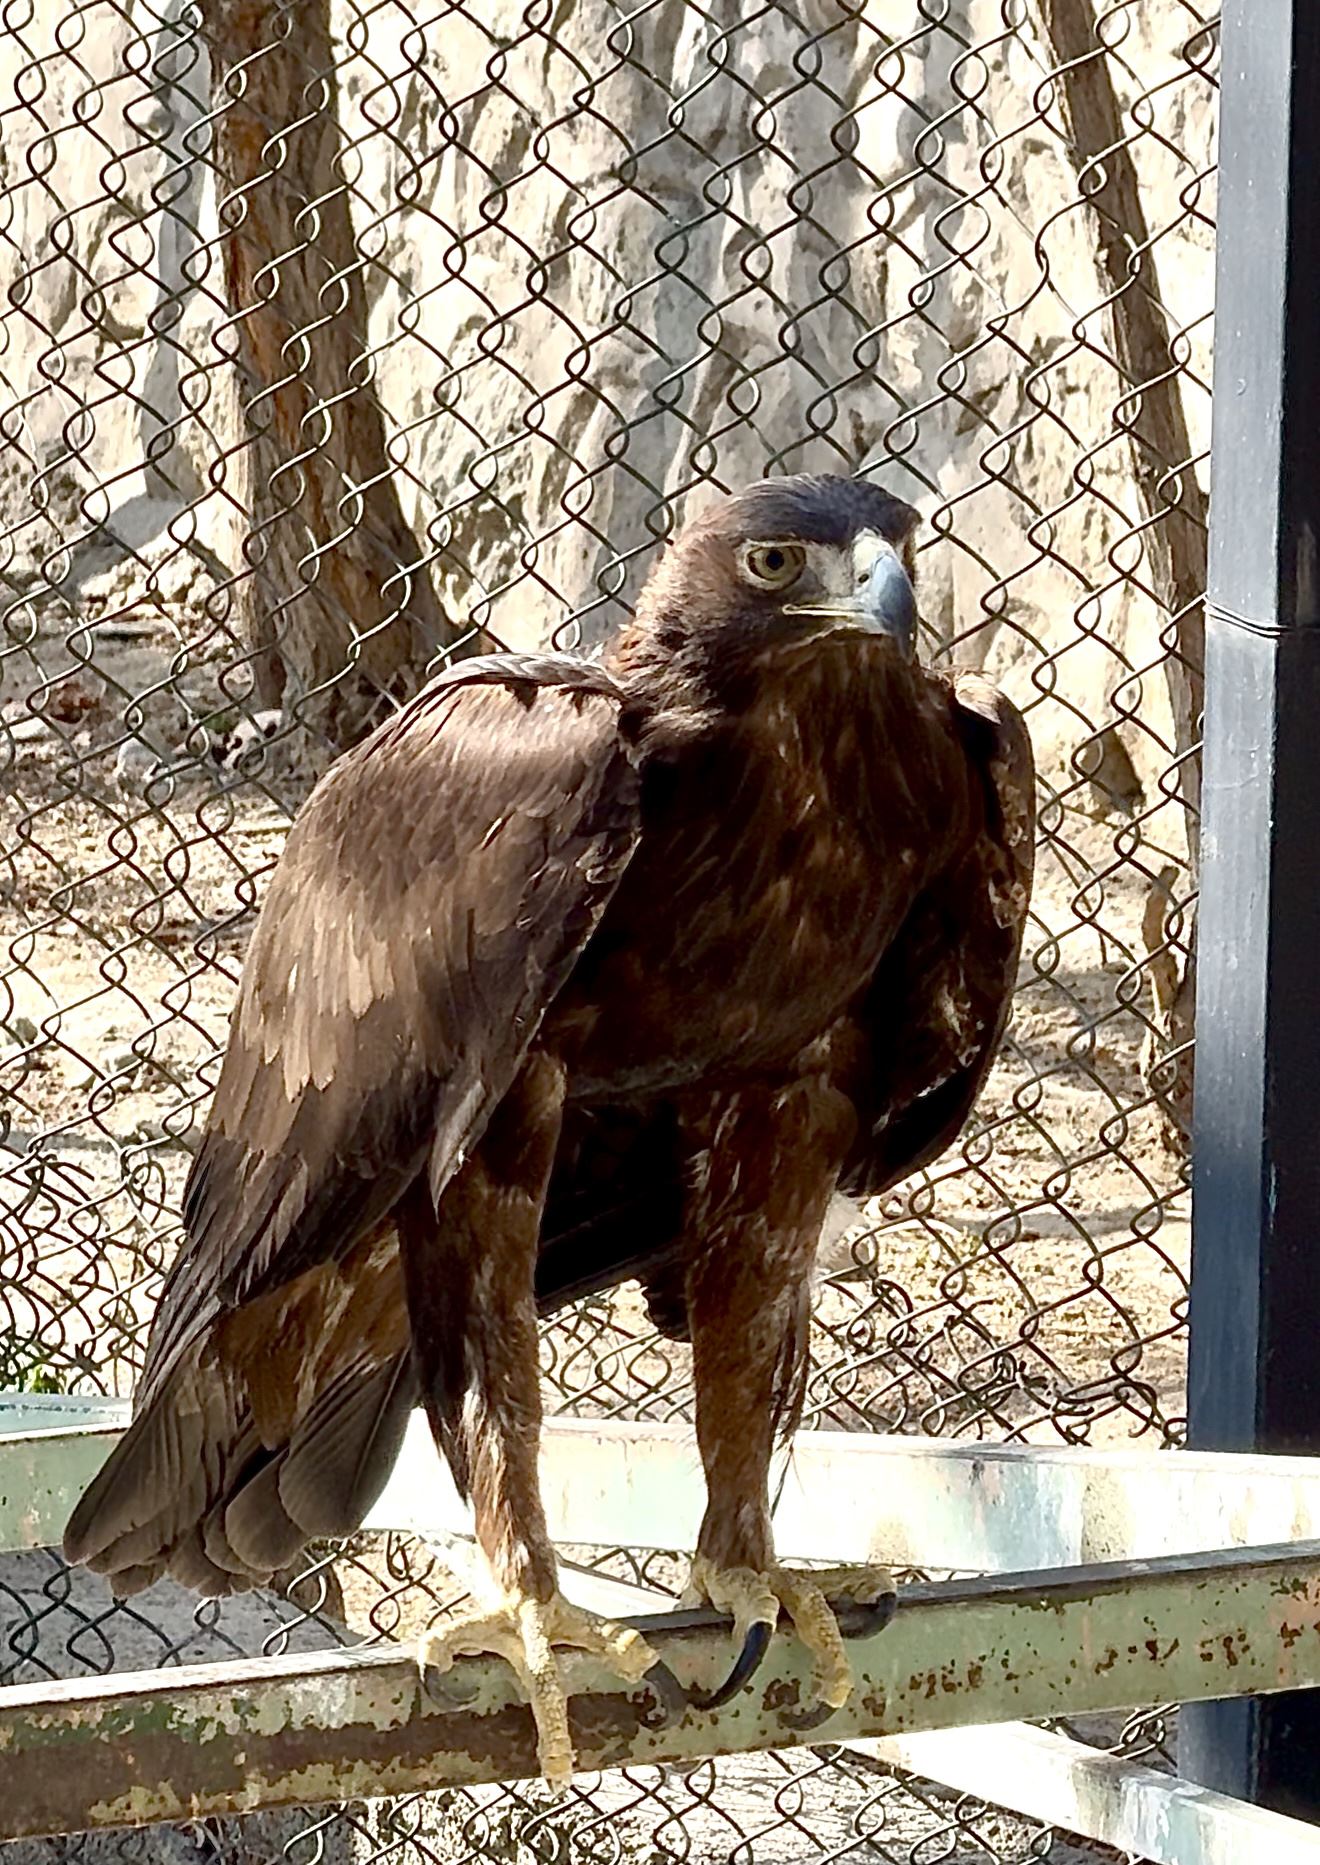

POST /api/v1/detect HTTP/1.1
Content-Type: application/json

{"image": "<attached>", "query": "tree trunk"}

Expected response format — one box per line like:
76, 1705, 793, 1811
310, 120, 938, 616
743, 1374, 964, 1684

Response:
1041, 0, 1206, 1148
205, 0, 464, 752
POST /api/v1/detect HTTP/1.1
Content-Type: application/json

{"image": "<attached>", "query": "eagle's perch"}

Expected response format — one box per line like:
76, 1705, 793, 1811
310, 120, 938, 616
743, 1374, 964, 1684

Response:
64, 476, 1034, 1781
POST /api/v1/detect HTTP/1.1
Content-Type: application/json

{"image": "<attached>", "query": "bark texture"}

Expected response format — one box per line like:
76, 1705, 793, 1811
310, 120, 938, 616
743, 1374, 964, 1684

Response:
205, 0, 460, 751
1042, 0, 1205, 1145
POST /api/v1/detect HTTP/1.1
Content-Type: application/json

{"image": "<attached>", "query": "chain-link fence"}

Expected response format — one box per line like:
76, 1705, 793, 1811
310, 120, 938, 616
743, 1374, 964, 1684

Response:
0, 0, 1216, 1859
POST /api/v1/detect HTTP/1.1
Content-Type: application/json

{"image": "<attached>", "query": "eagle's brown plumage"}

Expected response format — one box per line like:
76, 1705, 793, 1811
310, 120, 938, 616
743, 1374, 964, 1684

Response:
64, 474, 1033, 1769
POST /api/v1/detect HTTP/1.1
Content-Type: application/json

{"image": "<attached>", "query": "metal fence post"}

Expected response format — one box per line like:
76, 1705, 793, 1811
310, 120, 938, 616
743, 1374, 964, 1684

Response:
1183, 0, 1320, 1816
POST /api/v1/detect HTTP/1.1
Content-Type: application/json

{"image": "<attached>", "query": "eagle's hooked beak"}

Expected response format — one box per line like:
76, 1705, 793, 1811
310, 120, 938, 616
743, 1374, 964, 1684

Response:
853, 540, 917, 657
783, 535, 918, 659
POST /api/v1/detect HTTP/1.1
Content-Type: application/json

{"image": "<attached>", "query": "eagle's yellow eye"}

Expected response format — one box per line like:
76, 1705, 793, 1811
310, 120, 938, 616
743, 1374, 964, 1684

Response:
741, 542, 806, 589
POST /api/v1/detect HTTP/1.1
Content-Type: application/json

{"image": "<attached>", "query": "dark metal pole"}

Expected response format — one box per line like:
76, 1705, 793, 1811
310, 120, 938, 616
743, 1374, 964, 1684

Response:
1183, 0, 1320, 1817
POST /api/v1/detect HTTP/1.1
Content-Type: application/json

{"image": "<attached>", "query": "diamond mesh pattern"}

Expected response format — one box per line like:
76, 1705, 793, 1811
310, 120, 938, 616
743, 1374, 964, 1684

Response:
0, 0, 1217, 1858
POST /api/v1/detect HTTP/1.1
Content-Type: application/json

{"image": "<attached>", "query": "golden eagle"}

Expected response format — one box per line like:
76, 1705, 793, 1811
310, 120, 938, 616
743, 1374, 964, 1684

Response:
65, 474, 1034, 1781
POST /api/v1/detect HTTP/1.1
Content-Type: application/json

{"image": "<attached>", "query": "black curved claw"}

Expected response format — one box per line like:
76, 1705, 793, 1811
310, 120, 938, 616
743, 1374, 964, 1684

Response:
835, 1589, 898, 1641
640, 1658, 692, 1724
774, 1592, 898, 1732
687, 1618, 773, 1711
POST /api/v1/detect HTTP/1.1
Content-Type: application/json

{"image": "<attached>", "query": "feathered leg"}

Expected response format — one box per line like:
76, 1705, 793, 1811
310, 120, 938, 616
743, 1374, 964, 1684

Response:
400, 1053, 656, 1785
682, 1075, 896, 1714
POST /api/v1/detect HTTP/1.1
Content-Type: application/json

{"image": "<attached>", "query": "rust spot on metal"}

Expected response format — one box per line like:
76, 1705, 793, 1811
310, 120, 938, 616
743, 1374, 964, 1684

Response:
761, 1679, 801, 1713
1272, 1577, 1312, 1600
571, 1686, 673, 1759
3, 1685, 668, 1840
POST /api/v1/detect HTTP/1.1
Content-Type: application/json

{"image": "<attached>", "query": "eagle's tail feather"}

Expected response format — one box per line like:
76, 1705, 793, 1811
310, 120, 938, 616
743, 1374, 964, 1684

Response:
62, 1345, 416, 1597
215, 1454, 305, 1575
170, 1525, 260, 1595
275, 1350, 416, 1539
62, 1351, 242, 1585
215, 1350, 417, 1573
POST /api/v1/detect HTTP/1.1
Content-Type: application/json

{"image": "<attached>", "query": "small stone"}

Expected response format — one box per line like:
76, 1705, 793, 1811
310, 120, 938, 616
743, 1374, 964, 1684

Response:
211, 707, 284, 774
3, 715, 53, 744
46, 675, 103, 723
113, 738, 162, 795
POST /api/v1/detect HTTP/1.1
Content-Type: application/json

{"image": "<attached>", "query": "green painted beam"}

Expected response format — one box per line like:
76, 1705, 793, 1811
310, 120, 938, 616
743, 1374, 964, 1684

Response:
549, 1546, 1320, 1865
4, 1541, 1320, 1842
17, 1403, 1320, 1572
0, 1407, 125, 1555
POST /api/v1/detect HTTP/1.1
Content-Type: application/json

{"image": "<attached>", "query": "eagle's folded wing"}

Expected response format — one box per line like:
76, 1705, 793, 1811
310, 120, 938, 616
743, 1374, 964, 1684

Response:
840, 672, 1035, 1197
64, 656, 641, 1578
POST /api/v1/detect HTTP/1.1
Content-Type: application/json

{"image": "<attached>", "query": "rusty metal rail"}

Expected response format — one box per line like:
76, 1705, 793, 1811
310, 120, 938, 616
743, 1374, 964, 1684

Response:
3, 1541, 1319, 1843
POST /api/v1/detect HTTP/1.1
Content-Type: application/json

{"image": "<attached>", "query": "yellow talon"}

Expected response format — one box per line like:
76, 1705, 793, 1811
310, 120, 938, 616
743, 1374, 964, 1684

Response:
417, 1592, 657, 1787
686, 1555, 896, 1709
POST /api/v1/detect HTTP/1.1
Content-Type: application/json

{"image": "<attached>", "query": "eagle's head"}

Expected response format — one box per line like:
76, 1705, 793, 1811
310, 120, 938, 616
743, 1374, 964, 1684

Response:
621, 475, 921, 685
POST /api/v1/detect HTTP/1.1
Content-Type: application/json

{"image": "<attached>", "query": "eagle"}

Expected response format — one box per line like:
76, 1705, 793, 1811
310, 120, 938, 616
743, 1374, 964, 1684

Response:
64, 474, 1034, 1782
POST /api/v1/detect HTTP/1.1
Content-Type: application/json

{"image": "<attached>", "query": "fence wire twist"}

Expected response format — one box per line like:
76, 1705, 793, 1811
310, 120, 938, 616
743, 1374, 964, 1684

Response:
0, 0, 1215, 1860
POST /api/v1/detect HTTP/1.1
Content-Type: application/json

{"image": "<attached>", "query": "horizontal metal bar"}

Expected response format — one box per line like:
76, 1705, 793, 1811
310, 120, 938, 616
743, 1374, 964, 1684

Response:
4, 1540, 1320, 1842
872, 1723, 1320, 1865
0, 1397, 128, 1430
14, 1404, 1320, 1569
444, 1418, 1320, 1570
26, 1405, 1320, 1852
540, 1536, 1320, 1863
0, 1402, 127, 1556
